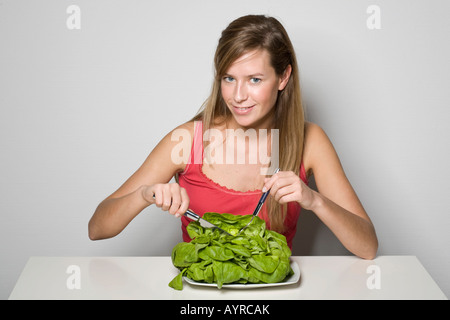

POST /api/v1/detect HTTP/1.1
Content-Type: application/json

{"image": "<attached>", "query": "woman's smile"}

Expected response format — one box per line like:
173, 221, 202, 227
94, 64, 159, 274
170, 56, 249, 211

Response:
233, 105, 255, 114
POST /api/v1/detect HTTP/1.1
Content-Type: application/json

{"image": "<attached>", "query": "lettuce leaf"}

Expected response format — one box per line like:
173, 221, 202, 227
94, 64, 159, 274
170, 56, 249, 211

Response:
169, 212, 293, 290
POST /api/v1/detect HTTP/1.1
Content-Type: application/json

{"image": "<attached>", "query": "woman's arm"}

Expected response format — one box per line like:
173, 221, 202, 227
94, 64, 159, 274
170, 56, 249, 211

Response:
264, 122, 378, 259
88, 122, 194, 240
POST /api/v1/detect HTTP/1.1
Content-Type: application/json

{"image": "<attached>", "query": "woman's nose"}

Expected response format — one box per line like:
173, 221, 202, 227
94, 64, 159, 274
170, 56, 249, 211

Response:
234, 82, 248, 103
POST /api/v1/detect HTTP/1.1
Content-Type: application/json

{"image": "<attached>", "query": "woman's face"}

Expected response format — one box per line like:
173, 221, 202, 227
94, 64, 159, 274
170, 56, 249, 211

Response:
221, 49, 290, 129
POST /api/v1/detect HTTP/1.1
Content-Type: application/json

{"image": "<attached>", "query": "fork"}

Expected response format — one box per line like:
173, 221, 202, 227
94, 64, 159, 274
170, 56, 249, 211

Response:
236, 168, 280, 235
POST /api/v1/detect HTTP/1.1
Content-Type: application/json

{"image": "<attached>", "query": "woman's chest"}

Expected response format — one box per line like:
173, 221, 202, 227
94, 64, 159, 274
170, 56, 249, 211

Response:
201, 163, 268, 192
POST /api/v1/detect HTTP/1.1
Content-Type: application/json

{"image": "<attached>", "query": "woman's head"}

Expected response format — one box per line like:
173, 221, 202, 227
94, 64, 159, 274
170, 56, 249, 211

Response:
215, 14, 295, 85
208, 15, 302, 127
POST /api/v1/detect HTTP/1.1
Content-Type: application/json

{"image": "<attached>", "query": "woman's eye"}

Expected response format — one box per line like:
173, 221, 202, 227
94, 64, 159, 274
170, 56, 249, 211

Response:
223, 76, 234, 83
250, 78, 261, 84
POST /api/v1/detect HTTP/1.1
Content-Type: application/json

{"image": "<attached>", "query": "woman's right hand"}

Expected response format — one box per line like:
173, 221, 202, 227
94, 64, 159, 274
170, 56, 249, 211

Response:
141, 183, 189, 218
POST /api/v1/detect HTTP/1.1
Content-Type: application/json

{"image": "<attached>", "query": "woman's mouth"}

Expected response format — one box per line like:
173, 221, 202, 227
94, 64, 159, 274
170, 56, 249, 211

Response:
233, 105, 255, 115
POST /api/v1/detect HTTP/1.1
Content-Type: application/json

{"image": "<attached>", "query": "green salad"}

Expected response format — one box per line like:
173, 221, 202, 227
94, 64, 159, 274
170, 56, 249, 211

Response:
169, 212, 293, 290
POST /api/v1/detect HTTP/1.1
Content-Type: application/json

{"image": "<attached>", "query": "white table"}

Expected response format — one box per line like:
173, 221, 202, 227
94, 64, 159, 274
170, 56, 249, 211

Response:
9, 256, 447, 300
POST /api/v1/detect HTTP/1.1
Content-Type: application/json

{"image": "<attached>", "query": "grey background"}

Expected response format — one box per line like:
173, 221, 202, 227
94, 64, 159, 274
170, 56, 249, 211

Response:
1, 0, 449, 299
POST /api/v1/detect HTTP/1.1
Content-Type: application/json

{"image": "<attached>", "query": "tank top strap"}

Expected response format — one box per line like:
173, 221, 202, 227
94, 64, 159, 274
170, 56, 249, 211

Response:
180, 121, 203, 176
192, 120, 203, 165
300, 161, 308, 184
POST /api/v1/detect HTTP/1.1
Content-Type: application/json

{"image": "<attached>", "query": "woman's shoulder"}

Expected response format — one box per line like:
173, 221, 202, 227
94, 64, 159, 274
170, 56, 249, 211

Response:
305, 121, 320, 134
304, 121, 330, 146
148, 120, 198, 173
174, 120, 196, 133
153, 120, 197, 155
303, 122, 337, 175
161, 120, 197, 144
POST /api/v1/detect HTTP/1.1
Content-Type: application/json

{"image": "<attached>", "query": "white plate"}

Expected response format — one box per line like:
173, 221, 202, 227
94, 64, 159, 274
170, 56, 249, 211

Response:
183, 260, 300, 289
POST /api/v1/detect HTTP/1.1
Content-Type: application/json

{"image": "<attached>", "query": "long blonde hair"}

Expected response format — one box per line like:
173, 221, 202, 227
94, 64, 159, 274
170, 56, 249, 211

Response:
193, 15, 305, 232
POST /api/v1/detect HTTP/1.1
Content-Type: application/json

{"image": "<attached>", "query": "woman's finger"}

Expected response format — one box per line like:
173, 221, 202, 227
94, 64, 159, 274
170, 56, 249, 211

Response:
176, 188, 190, 217
161, 184, 172, 211
274, 183, 298, 203
262, 171, 282, 192
168, 184, 182, 215
153, 185, 164, 207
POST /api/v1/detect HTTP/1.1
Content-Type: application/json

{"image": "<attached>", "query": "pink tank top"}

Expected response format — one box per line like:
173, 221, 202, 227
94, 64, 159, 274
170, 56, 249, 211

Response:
177, 121, 308, 249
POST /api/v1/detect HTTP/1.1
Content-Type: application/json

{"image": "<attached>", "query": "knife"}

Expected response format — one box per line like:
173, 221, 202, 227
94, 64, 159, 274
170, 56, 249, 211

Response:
184, 209, 231, 235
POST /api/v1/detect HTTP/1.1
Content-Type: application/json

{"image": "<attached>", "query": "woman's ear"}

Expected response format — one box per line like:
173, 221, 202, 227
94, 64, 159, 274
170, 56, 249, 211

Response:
278, 65, 292, 91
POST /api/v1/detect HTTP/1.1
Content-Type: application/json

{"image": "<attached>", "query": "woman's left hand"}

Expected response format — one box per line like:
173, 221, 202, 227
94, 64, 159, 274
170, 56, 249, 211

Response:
263, 170, 316, 210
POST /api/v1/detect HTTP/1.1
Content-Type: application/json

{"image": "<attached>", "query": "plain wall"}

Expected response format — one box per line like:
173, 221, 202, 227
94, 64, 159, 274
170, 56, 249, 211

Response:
1, 0, 449, 299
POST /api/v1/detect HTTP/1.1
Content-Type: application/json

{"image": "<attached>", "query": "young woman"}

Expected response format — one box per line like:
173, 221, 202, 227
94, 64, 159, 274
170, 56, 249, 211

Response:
89, 15, 378, 260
